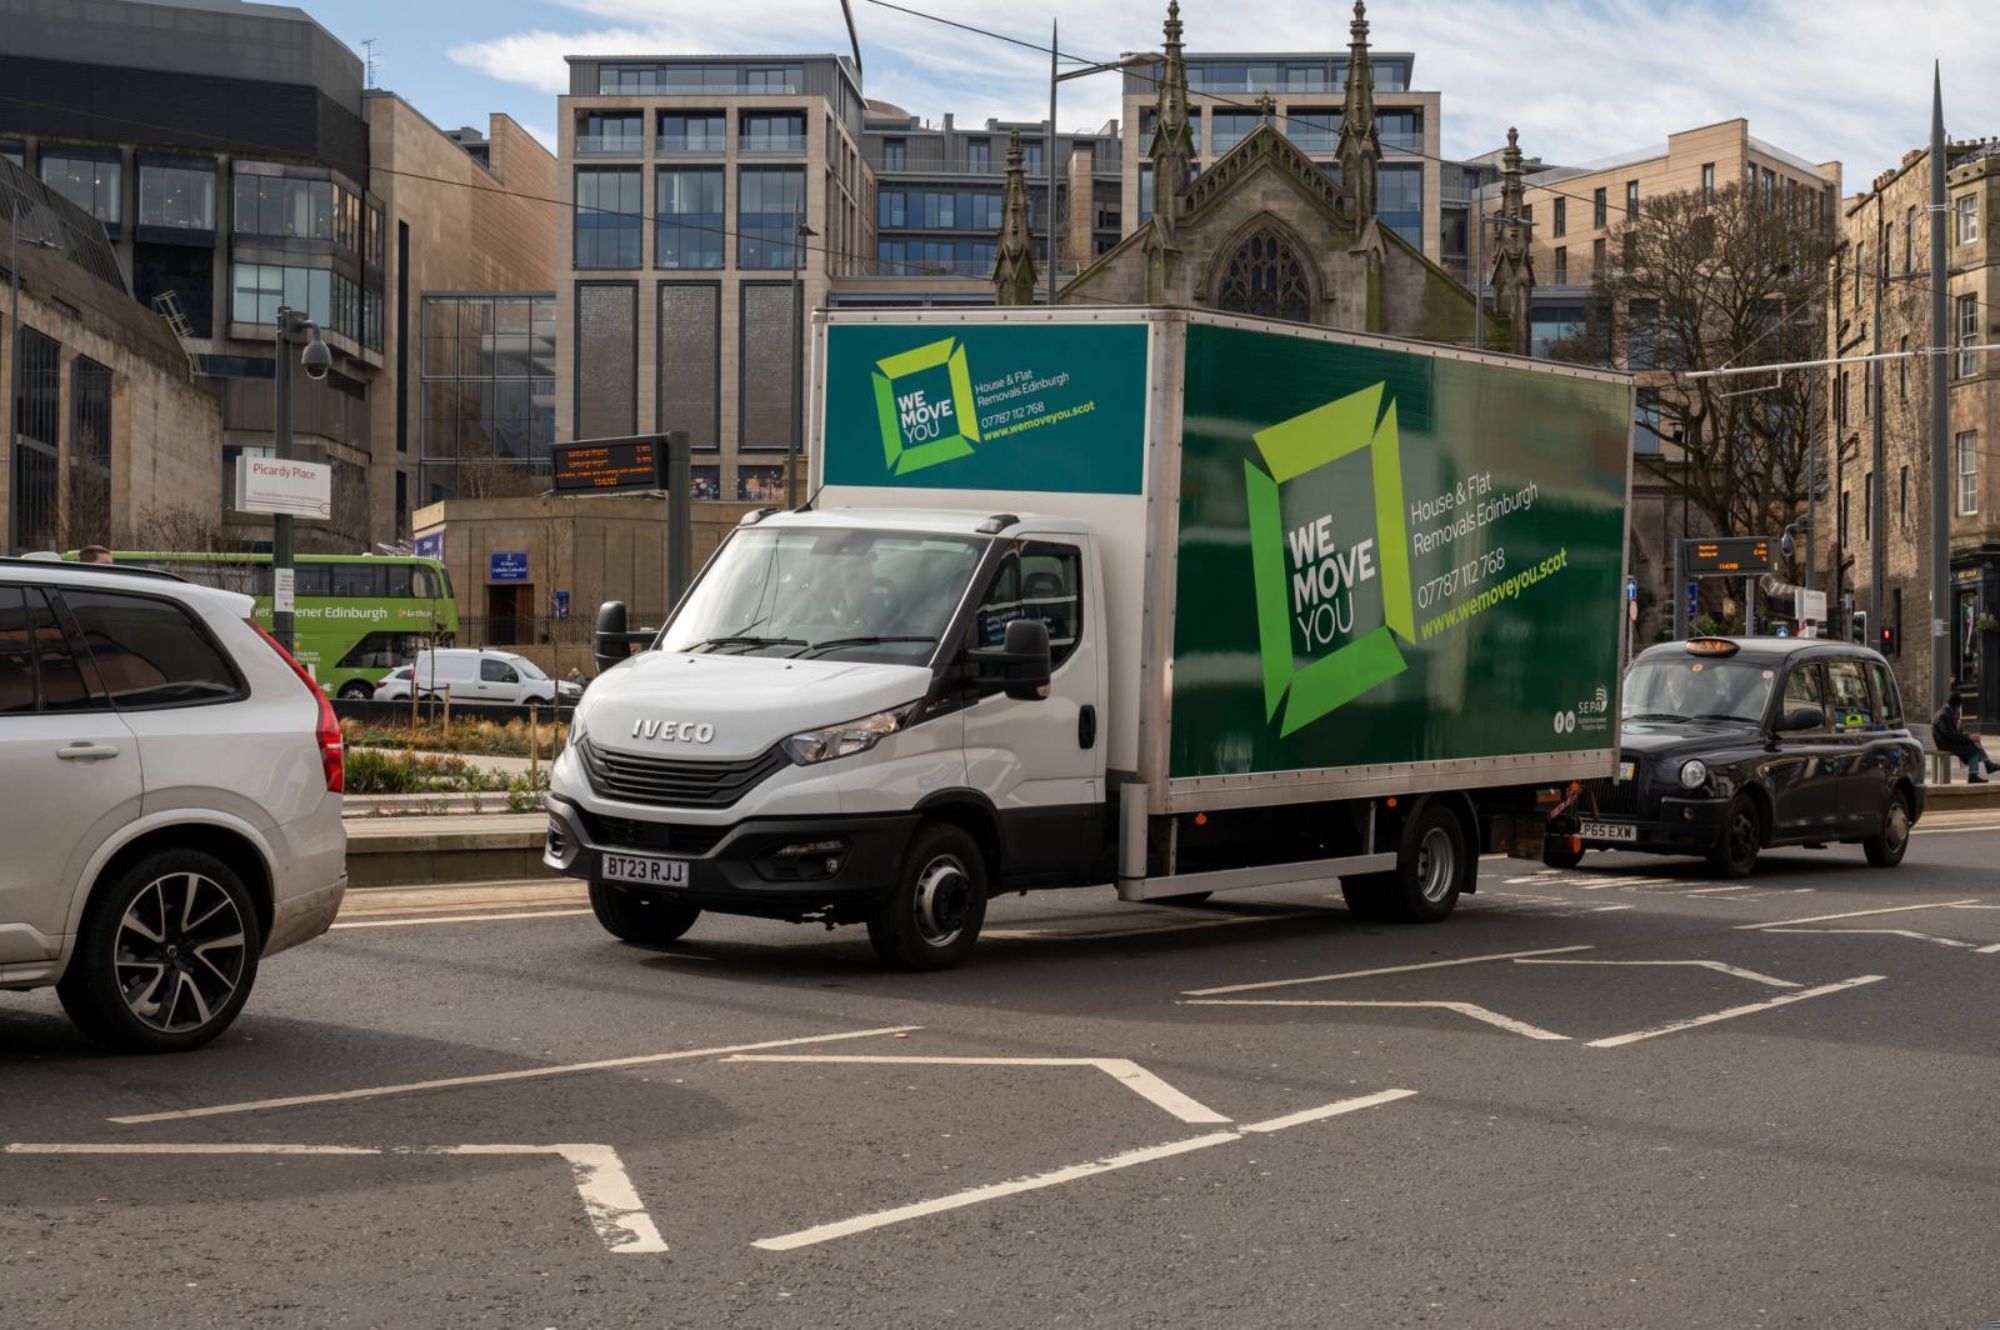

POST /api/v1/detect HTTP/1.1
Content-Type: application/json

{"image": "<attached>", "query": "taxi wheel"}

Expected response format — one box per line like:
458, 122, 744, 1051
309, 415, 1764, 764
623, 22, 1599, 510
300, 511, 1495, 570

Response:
1706, 796, 1763, 879
589, 881, 700, 946
1862, 791, 1912, 868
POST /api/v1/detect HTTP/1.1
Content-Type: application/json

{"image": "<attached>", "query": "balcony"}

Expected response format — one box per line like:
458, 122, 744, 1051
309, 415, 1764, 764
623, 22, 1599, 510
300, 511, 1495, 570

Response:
659, 136, 727, 156
576, 134, 646, 157
739, 135, 807, 156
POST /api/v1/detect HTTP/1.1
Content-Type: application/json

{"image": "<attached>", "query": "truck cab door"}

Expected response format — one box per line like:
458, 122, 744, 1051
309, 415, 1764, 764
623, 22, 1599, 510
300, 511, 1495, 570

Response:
960, 537, 1107, 884
1768, 661, 1837, 839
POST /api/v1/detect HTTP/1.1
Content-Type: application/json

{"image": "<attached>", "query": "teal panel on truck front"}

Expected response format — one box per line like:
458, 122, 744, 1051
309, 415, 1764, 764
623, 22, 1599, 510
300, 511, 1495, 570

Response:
1170, 322, 1630, 779
823, 322, 1150, 495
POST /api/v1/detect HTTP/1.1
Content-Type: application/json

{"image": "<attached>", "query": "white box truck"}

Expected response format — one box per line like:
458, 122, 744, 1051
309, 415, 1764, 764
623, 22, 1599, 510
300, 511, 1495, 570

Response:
545, 309, 1634, 968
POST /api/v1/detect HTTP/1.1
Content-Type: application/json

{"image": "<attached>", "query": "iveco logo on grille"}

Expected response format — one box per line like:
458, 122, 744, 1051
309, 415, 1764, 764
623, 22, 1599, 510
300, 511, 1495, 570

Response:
632, 719, 716, 743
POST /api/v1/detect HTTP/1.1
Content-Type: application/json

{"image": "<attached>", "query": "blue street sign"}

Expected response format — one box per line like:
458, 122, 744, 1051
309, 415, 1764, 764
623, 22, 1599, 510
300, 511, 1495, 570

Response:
551, 590, 570, 621
489, 550, 529, 582
413, 531, 443, 561
1687, 581, 1699, 619
1775, 625, 1789, 638
1626, 576, 1638, 602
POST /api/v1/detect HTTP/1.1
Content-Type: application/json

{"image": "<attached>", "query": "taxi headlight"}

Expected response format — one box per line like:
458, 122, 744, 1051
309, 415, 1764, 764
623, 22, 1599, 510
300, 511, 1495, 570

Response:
1678, 758, 1709, 790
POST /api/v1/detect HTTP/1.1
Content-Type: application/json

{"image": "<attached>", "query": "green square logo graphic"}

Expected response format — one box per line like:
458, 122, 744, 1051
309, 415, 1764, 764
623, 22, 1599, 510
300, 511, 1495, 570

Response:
870, 336, 983, 476
1245, 383, 1415, 736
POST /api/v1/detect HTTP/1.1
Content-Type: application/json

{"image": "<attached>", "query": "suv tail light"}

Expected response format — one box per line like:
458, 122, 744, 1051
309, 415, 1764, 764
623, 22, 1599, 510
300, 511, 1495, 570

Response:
249, 620, 344, 793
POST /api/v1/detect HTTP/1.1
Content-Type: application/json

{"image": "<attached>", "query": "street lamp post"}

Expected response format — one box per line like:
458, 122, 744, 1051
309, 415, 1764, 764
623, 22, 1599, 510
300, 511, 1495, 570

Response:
270, 306, 331, 652
788, 215, 818, 507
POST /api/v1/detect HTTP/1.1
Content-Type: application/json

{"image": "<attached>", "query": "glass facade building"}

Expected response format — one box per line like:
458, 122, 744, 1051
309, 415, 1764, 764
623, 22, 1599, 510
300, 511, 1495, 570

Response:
419, 293, 558, 501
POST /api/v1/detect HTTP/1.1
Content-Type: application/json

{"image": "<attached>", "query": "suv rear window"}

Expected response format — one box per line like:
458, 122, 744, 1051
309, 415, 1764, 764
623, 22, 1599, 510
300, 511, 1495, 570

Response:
61, 590, 244, 709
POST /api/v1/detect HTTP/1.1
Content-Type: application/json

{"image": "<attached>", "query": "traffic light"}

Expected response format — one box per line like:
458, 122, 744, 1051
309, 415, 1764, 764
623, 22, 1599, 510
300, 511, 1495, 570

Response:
1850, 610, 1868, 645
1879, 624, 1900, 657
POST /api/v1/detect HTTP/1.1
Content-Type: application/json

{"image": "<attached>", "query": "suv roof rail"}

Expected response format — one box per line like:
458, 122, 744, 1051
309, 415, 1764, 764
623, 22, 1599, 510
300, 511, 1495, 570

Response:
0, 557, 187, 584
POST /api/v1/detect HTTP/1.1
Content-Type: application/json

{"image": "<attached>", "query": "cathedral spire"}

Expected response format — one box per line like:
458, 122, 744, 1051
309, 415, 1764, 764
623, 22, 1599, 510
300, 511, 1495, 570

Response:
1489, 126, 1536, 355
1148, 0, 1196, 243
1335, 0, 1381, 224
991, 128, 1038, 305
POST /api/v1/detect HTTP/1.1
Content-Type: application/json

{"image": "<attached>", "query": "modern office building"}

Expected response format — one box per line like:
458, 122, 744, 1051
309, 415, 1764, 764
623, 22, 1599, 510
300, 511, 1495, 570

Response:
0, 0, 555, 549
1, 156, 224, 552
554, 53, 873, 501
1830, 138, 2000, 721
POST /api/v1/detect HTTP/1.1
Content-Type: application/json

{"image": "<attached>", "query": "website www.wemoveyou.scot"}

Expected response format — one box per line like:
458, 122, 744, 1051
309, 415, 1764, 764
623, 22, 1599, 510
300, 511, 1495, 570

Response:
1416, 547, 1568, 641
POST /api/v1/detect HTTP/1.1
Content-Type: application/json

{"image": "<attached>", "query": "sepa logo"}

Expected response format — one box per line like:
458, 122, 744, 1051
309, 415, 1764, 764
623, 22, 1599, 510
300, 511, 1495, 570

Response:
871, 336, 983, 477
1247, 383, 1415, 737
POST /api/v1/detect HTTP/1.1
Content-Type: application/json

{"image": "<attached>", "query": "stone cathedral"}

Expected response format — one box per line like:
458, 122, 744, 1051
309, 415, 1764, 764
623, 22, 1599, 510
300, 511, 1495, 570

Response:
993, 1, 1531, 354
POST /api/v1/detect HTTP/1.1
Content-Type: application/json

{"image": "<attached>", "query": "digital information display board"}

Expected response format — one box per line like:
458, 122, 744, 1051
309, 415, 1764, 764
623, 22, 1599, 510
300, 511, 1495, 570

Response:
552, 438, 661, 493
1685, 537, 1773, 575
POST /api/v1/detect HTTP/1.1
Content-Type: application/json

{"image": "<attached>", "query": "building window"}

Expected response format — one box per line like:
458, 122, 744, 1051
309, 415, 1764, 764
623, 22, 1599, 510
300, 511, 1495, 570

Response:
737, 166, 804, 269
1625, 179, 1639, 219
13, 328, 60, 552
1958, 194, 1981, 245
1627, 299, 1659, 370
0, 140, 22, 167
232, 171, 342, 241
137, 162, 215, 231
40, 152, 121, 229
1900, 465, 1909, 526
1864, 471, 1873, 540
575, 284, 637, 439
1212, 223, 1314, 323
1138, 164, 1154, 224
1375, 109, 1421, 152
659, 113, 725, 155
881, 137, 906, 171
1854, 243, 1865, 309
230, 262, 330, 326
1906, 205, 1918, 272
740, 112, 806, 155
1701, 163, 1715, 201
574, 166, 642, 269
1838, 489, 1850, 548
657, 168, 723, 269
1592, 237, 1607, 277
1378, 163, 1423, 250
1762, 166, 1776, 202
1899, 336, 1909, 399
1592, 187, 1606, 229
1835, 370, 1849, 429
419, 294, 557, 498
71, 357, 113, 544
966, 139, 991, 172
1634, 388, 1663, 454
659, 284, 720, 449
1958, 293, 1980, 377
1552, 198, 1566, 239
1210, 112, 1260, 154
578, 112, 643, 155
1553, 246, 1567, 285
1960, 431, 1980, 515
600, 62, 800, 95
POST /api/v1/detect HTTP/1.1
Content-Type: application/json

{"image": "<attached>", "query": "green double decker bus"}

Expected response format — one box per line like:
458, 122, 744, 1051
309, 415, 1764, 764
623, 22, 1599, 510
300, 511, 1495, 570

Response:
100, 552, 459, 699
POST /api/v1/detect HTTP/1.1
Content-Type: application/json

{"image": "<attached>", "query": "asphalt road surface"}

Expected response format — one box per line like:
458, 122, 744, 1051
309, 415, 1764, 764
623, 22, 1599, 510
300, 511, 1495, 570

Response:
6, 813, 2000, 1329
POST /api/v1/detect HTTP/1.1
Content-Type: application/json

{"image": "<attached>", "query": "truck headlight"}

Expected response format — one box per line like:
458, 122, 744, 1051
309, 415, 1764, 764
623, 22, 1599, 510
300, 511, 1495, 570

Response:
782, 703, 919, 766
1678, 759, 1709, 790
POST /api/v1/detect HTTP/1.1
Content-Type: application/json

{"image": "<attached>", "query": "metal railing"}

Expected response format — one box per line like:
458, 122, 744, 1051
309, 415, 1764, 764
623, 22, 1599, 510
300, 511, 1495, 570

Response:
576, 134, 646, 156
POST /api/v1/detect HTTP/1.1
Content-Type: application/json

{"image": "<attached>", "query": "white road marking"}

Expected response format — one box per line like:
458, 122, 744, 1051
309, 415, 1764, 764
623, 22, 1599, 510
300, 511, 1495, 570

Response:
1183, 998, 1570, 1042
1763, 927, 1980, 950
1591, 904, 1635, 912
1735, 900, 1981, 931
1237, 1088, 1419, 1132
1570, 877, 1681, 890
1512, 957, 1801, 989
727, 1055, 1231, 1126
1913, 822, 2000, 836
750, 1090, 1413, 1251
1584, 975, 1886, 1049
1682, 886, 1753, 895
106, 1026, 922, 1125
331, 908, 594, 930
6, 1142, 666, 1255
1980, 944, 2000, 955
1180, 945, 1592, 997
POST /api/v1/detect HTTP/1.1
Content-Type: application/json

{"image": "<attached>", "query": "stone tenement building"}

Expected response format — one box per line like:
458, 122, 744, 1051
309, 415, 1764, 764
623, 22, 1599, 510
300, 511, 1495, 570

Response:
1830, 139, 2000, 723
1044, 1, 1518, 350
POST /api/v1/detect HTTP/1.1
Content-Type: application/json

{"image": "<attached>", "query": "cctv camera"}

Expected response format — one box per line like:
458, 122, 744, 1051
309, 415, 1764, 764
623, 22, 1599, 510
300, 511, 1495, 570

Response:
301, 338, 332, 381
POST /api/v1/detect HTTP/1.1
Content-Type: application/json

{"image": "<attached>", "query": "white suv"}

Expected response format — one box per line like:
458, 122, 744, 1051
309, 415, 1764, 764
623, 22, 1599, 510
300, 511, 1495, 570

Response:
0, 560, 347, 1052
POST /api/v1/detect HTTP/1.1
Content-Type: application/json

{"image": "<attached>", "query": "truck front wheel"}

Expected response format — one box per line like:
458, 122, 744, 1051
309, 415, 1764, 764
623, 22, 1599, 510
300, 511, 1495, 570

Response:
867, 823, 988, 971
589, 881, 700, 946
1339, 803, 1466, 924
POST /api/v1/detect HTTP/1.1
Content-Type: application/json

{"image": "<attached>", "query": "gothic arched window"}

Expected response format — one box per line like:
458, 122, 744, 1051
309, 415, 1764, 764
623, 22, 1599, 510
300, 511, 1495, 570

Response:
1213, 224, 1314, 323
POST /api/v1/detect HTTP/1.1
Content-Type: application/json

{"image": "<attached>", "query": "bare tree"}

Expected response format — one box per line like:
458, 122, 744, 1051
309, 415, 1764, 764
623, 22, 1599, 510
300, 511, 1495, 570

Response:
1552, 182, 1834, 570
130, 503, 240, 553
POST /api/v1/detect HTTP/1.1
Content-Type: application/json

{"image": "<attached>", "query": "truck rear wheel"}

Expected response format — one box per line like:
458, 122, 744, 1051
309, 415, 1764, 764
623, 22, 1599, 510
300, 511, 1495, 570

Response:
1339, 803, 1465, 924
589, 881, 700, 946
867, 823, 987, 971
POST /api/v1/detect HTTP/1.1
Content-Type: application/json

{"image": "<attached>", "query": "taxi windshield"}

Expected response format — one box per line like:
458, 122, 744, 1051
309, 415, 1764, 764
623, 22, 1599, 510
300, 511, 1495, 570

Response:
1622, 658, 1775, 724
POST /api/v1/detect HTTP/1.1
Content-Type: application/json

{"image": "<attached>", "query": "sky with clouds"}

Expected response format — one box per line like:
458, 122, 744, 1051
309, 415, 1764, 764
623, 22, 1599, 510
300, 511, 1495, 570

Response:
314, 0, 1980, 189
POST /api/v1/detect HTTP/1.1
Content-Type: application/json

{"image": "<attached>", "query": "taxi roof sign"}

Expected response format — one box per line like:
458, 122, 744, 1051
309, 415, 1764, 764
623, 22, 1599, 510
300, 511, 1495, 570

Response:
1684, 637, 1741, 656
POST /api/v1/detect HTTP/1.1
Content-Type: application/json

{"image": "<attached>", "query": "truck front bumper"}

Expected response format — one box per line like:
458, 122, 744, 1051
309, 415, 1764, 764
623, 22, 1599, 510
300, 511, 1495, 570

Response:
543, 795, 917, 920
1553, 796, 1731, 856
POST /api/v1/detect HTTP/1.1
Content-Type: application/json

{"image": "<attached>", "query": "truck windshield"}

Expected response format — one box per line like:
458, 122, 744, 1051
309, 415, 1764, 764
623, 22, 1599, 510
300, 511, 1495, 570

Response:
660, 527, 986, 665
1623, 658, 1775, 724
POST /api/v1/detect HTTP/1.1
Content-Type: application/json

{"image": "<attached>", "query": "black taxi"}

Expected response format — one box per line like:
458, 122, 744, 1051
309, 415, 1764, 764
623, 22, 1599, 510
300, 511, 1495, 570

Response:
1545, 637, 1925, 877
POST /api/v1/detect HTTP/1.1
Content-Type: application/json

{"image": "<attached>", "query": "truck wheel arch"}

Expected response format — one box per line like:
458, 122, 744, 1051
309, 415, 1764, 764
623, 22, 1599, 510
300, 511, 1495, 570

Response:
913, 791, 1004, 887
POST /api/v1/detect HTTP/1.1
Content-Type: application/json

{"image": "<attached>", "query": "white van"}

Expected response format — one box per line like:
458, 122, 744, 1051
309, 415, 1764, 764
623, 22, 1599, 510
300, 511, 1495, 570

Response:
371, 648, 575, 707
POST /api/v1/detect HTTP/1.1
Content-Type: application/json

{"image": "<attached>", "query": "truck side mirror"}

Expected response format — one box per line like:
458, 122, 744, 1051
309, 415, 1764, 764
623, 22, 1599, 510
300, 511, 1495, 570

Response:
968, 618, 1052, 701
594, 601, 631, 676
